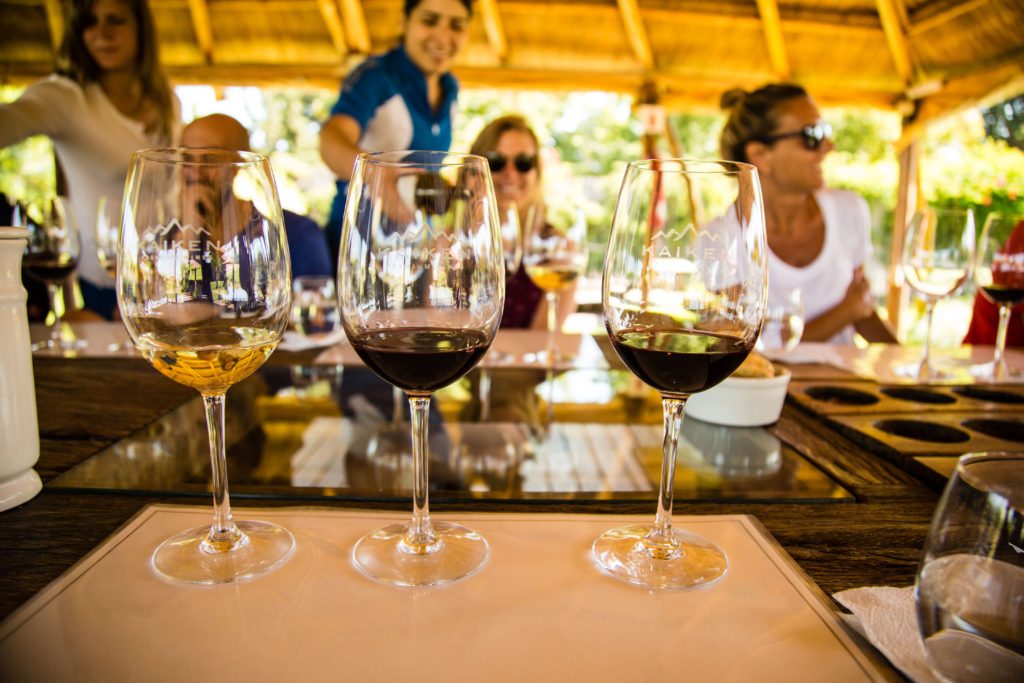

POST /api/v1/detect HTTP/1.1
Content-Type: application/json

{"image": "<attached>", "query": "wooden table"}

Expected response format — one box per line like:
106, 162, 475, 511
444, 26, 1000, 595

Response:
0, 344, 940, 622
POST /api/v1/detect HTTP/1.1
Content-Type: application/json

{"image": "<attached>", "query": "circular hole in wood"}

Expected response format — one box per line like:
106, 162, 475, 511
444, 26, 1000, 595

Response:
805, 386, 879, 406
873, 419, 971, 443
879, 387, 956, 404
962, 419, 1024, 443
952, 387, 1024, 404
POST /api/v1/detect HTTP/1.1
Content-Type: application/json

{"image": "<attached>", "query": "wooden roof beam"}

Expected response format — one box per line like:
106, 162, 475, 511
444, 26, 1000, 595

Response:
908, 0, 988, 37
754, 0, 791, 80
875, 0, 913, 84
339, 0, 371, 54
316, 0, 349, 57
187, 0, 215, 64
616, 0, 654, 70
43, 0, 64, 54
479, 0, 508, 62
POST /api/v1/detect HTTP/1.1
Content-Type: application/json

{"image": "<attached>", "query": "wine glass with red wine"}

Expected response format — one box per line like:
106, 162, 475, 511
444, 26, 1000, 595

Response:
593, 159, 767, 589
338, 151, 504, 586
118, 148, 294, 584
19, 196, 86, 354
973, 213, 1024, 380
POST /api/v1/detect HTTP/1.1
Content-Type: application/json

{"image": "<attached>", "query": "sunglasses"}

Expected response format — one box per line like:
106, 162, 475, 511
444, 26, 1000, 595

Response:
484, 152, 538, 173
762, 122, 833, 150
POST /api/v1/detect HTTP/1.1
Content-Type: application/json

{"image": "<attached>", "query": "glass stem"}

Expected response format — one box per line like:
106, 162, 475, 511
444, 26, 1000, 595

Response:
545, 290, 558, 364
46, 283, 62, 345
478, 367, 491, 422
202, 392, 242, 551
403, 394, 438, 553
993, 304, 1012, 380
643, 397, 685, 558
920, 301, 936, 377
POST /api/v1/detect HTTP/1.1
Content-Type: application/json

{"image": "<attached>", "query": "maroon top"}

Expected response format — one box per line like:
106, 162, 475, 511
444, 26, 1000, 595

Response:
501, 266, 544, 328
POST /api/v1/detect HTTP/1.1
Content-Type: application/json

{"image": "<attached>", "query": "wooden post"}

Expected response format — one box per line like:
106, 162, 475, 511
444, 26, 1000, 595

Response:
886, 125, 920, 337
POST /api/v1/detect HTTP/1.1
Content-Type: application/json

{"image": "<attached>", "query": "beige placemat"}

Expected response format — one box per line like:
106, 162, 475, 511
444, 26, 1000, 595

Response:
0, 507, 889, 683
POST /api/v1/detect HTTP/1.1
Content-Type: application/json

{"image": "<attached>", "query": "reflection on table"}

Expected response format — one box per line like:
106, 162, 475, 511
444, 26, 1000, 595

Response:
52, 362, 848, 502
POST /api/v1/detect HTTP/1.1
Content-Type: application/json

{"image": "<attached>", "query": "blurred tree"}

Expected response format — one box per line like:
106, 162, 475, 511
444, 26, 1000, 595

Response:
983, 94, 1024, 151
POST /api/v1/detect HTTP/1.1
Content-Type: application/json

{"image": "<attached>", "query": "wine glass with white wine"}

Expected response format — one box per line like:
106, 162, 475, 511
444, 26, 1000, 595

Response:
117, 147, 294, 584
899, 207, 975, 382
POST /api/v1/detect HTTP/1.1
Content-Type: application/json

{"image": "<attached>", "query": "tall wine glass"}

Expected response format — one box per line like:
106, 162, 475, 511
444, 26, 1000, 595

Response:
96, 195, 135, 352
900, 207, 975, 381
915, 452, 1024, 682
594, 159, 767, 589
118, 148, 294, 584
338, 151, 504, 586
973, 213, 1024, 380
522, 204, 587, 365
19, 197, 86, 354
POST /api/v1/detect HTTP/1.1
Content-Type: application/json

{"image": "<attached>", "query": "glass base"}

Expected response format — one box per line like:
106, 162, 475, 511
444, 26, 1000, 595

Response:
32, 337, 87, 356
352, 521, 489, 587
893, 360, 951, 383
591, 524, 728, 590
969, 361, 1024, 382
151, 520, 295, 585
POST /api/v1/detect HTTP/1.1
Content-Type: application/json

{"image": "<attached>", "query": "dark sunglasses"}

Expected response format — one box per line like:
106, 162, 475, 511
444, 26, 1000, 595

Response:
484, 152, 537, 173
761, 122, 833, 150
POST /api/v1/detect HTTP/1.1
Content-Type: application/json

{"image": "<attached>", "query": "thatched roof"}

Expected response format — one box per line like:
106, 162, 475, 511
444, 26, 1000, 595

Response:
2, 0, 1023, 134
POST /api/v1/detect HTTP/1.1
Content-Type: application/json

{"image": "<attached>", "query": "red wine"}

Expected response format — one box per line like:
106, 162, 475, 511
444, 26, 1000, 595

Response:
23, 256, 78, 284
980, 285, 1024, 307
609, 329, 752, 397
351, 327, 490, 394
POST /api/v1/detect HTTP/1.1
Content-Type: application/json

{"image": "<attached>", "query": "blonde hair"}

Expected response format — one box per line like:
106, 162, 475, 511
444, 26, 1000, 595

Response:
718, 83, 808, 163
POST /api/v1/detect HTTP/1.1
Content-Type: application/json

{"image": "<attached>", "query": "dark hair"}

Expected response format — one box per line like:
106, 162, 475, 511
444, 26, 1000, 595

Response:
718, 83, 809, 163
404, 0, 473, 17
470, 115, 542, 181
59, 0, 175, 144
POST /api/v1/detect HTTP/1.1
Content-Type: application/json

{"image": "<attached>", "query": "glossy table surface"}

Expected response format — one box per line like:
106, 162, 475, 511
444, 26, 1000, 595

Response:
1, 326, 964, 625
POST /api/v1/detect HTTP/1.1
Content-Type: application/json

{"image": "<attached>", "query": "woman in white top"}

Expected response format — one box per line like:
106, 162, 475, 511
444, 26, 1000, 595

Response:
718, 84, 897, 345
0, 0, 180, 319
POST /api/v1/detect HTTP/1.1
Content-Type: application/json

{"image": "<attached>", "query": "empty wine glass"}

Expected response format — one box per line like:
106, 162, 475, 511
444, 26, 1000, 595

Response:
899, 207, 975, 381
915, 452, 1024, 682
338, 150, 504, 586
594, 159, 768, 589
756, 288, 804, 355
19, 196, 87, 354
522, 204, 587, 365
96, 195, 134, 353
118, 147, 294, 584
972, 213, 1024, 381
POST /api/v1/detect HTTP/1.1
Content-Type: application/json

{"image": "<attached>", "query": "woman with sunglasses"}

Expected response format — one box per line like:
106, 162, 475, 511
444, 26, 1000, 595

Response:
319, 0, 472, 267
719, 84, 897, 344
470, 115, 573, 329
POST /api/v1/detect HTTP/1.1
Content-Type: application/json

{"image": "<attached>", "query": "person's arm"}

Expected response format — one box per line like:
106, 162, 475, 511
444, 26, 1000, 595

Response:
854, 311, 899, 344
801, 266, 875, 342
0, 77, 72, 148
318, 114, 362, 180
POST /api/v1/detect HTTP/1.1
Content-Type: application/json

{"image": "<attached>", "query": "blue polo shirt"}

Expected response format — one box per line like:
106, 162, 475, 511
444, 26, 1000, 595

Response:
325, 46, 459, 264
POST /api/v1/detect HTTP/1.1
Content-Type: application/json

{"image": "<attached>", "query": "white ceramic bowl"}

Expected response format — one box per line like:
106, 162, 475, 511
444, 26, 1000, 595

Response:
685, 368, 791, 427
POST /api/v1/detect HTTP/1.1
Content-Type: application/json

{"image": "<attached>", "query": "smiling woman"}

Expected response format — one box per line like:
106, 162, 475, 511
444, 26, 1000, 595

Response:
0, 0, 180, 320
318, 0, 473, 268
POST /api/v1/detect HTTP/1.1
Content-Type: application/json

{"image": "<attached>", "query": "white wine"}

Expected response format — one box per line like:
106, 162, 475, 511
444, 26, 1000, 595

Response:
904, 265, 968, 299
136, 326, 278, 392
525, 263, 580, 292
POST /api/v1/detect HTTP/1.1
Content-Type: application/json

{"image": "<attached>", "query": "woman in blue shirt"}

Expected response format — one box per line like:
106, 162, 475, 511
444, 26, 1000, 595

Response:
319, 0, 472, 265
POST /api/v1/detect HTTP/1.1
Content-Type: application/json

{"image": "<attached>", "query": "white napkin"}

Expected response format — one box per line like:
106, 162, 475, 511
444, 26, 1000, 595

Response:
278, 329, 347, 352
833, 586, 940, 683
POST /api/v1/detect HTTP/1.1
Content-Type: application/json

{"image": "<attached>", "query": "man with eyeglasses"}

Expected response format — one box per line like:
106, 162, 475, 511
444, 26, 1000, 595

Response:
718, 83, 898, 346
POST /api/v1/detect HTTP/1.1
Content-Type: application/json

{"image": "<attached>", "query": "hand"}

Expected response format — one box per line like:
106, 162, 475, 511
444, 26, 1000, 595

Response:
842, 266, 875, 322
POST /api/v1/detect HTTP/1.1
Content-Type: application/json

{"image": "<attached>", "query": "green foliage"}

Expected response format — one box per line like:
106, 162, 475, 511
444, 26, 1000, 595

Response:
0, 86, 57, 206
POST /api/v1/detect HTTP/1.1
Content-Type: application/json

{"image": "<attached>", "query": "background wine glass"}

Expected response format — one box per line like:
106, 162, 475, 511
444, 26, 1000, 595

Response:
290, 275, 341, 343
118, 147, 294, 584
338, 150, 504, 587
756, 288, 804, 356
914, 451, 1024, 682
899, 207, 975, 381
972, 213, 1024, 380
95, 195, 133, 353
479, 204, 522, 418
522, 204, 587, 365
19, 196, 87, 354
595, 159, 767, 589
